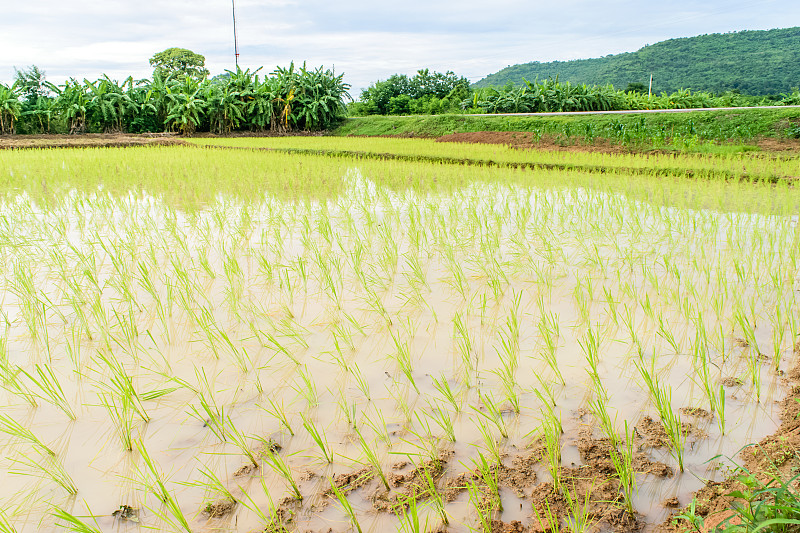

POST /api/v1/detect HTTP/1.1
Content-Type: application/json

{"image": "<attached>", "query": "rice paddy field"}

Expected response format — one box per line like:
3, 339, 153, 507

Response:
0, 139, 798, 533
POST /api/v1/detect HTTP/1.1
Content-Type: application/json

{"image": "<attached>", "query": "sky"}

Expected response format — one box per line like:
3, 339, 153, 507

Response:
2, 0, 799, 97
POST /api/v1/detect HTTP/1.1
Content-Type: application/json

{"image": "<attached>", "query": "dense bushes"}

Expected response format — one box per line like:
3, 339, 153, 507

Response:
350, 70, 799, 117
466, 78, 794, 114
0, 63, 350, 135
348, 69, 469, 116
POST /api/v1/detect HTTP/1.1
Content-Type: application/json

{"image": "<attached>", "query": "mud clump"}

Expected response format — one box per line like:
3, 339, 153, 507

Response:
203, 498, 236, 518
720, 376, 744, 387
326, 466, 374, 494
491, 519, 527, 532
680, 407, 712, 419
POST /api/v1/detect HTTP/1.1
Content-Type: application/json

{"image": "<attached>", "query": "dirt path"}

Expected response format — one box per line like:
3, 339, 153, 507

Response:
0, 133, 186, 149
435, 131, 800, 153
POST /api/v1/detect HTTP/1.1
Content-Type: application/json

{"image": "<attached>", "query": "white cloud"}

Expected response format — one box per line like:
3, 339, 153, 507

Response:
2, 0, 797, 93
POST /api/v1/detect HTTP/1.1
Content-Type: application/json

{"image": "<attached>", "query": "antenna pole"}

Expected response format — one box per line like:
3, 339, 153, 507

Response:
232, 0, 240, 68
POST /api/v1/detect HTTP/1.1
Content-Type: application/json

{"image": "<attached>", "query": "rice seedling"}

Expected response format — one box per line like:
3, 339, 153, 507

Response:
425, 400, 456, 442
292, 364, 319, 407
184, 463, 236, 512
301, 413, 335, 463
467, 476, 494, 533
225, 415, 261, 467
390, 330, 419, 394
636, 360, 685, 471
539, 408, 563, 491
52, 507, 103, 533
562, 479, 598, 533
236, 478, 286, 530
262, 449, 303, 500
362, 407, 392, 447
471, 391, 508, 439
99, 391, 136, 452
608, 422, 637, 515
354, 426, 390, 490
0, 413, 55, 455
21, 364, 76, 420
9, 451, 78, 495
432, 374, 462, 412
94, 349, 150, 422
532, 497, 561, 533
536, 307, 564, 385
396, 491, 430, 533
328, 476, 363, 533
453, 311, 477, 386
473, 452, 503, 513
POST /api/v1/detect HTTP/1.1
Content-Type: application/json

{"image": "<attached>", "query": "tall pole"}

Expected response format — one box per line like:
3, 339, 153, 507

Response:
232, 0, 239, 69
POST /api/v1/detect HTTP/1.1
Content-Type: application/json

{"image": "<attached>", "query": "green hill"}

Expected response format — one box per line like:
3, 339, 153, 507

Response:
474, 27, 800, 95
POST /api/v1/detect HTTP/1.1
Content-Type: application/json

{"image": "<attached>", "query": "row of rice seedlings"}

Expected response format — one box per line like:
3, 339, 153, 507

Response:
190, 136, 800, 183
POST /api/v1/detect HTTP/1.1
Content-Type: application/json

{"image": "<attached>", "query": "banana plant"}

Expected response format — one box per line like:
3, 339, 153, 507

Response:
0, 82, 22, 134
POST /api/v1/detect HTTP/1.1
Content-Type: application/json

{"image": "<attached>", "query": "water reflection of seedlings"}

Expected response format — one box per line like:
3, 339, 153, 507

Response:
53, 507, 103, 533
0, 413, 55, 456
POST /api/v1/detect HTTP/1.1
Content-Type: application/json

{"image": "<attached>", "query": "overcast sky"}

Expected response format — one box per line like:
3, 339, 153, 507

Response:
2, 0, 798, 96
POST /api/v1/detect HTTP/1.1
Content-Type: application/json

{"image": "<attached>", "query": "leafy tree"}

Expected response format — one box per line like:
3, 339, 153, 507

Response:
47, 79, 88, 134
625, 82, 647, 94
474, 27, 800, 96
149, 48, 209, 81
357, 69, 469, 115
0, 82, 22, 134
14, 65, 48, 105
165, 77, 205, 134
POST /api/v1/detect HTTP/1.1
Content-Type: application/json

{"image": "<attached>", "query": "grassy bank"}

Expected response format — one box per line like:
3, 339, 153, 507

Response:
333, 108, 800, 149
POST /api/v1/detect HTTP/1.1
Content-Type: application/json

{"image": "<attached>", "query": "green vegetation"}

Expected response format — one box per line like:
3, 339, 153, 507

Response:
349, 69, 470, 116
0, 61, 350, 134
333, 107, 800, 149
352, 68, 797, 117
466, 78, 796, 115
475, 26, 800, 95
149, 47, 209, 81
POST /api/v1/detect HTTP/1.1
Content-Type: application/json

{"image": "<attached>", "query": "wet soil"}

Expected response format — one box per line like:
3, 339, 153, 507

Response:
0, 132, 187, 149
434, 131, 800, 154
656, 345, 800, 533
0, 131, 330, 150
436, 131, 633, 154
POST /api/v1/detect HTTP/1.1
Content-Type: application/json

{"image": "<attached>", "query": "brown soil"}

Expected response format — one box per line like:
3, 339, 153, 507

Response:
203, 498, 236, 518
0, 133, 186, 150
435, 131, 800, 154
436, 131, 632, 154
720, 377, 744, 387
680, 407, 713, 420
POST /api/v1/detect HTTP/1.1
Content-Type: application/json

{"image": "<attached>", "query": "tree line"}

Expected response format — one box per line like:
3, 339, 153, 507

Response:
0, 50, 351, 135
351, 72, 800, 116
473, 27, 800, 96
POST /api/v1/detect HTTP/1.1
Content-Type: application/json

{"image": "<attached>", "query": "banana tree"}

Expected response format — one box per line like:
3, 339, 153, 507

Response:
47, 79, 87, 134
0, 82, 22, 134
85, 76, 138, 132
165, 78, 205, 134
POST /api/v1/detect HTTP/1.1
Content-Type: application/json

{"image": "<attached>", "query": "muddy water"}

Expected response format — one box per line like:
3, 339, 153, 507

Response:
0, 172, 797, 532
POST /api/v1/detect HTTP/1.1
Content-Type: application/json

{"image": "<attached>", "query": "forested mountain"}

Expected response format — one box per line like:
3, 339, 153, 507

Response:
474, 27, 800, 95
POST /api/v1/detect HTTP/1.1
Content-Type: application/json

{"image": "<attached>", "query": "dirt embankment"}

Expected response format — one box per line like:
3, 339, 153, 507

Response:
436, 131, 800, 153
0, 133, 186, 150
